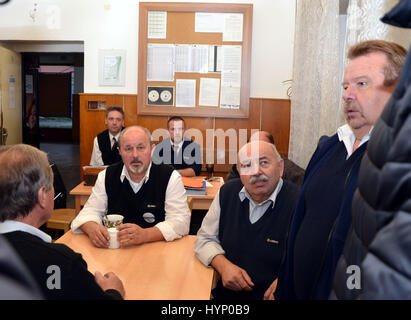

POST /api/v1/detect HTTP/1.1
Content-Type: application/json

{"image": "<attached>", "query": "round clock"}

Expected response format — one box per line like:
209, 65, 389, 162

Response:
160, 89, 172, 103
148, 89, 159, 102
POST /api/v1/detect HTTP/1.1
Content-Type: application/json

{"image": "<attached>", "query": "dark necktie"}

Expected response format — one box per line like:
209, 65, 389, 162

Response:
112, 137, 118, 151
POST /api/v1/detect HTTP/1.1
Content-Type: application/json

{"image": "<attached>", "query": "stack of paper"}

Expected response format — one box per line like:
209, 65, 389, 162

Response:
181, 177, 207, 196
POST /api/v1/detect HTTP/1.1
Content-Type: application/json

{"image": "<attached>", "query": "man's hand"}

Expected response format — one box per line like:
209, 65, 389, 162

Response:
81, 221, 109, 248
211, 255, 254, 292
95, 271, 125, 298
117, 223, 150, 247
263, 278, 278, 300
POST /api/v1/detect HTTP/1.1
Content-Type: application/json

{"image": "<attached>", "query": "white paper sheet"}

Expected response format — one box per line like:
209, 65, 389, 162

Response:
176, 79, 196, 107
220, 86, 240, 109
199, 78, 220, 107
195, 12, 224, 33
148, 11, 167, 39
175, 44, 209, 74
147, 44, 175, 81
221, 45, 242, 86
103, 55, 121, 82
220, 45, 242, 109
223, 13, 243, 42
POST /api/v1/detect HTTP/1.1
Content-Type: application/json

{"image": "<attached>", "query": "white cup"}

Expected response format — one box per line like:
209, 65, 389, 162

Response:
107, 227, 120, 249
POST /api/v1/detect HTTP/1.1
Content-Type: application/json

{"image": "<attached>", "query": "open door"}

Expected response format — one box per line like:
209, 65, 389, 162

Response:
0, 46, 22, 145
22, 53, 40, 147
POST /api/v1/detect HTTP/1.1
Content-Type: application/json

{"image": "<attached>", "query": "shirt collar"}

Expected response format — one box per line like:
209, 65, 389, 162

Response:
120, 161, 152, 184
0, 220, 52, 243
239, 178, 283, 207
171, 139, 184, 149
109, 132, 121, 141
337, 124, 372, 157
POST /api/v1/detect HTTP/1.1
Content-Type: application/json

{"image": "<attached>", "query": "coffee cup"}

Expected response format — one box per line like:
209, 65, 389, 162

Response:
107, 227, 120, 249
103, 214, 124, 228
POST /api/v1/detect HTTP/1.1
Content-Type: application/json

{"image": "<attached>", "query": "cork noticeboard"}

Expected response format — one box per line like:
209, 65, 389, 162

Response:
138, 2, 253, 118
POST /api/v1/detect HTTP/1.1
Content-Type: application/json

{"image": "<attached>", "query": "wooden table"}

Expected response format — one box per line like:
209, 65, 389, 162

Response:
56, 232, 215, 300
69, 176, 224, 214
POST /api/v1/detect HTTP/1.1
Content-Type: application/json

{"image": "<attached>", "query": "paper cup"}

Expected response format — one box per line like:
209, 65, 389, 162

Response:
107, 227, 120, 249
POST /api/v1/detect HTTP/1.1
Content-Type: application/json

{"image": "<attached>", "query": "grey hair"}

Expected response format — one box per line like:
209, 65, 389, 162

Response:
118, 125, 153, 146
238, 140, 282, 163
0, 144, 53, 222
106, 105, 125, 119
269, 143, 282, 162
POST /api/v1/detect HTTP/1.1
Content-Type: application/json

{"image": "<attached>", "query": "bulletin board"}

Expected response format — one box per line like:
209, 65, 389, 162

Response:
138, 2, 253, 118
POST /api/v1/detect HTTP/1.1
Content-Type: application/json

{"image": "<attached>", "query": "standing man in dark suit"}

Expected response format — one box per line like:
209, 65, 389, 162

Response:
0, 144, 125, 300
275, 40, 407, 300
90, 105, 125, 166
153, 116, 202, 176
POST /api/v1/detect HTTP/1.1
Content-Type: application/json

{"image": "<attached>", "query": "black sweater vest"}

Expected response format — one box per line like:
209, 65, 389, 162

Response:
215, 178, 300, 299
105, 162, 174, 228
97, 129, 122, 165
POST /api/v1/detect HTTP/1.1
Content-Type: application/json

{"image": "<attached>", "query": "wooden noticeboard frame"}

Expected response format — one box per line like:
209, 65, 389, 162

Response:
138, 2, 253, 118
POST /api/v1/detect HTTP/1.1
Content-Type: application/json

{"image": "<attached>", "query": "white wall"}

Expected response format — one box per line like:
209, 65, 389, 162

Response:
0, 0, 295, 99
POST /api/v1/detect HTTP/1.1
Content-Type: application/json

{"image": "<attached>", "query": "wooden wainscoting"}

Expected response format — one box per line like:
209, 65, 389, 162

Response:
79, 93, 290, 179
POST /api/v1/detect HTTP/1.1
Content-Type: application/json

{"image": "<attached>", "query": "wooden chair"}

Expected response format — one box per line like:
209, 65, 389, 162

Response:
187, 197, 194, 212
46, 208, 77, 238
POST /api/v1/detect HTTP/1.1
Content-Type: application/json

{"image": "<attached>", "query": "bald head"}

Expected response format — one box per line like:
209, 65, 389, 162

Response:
238, 140, 284, 203
249, 131, 274, 145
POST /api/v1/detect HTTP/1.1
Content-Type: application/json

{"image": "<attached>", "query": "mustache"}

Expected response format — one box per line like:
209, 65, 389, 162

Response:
344, 102, 361, 114
130, 158, 143, 165
249, 174, 269, 184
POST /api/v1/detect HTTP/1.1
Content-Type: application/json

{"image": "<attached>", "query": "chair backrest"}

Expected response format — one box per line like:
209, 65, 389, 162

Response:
50, 162, 67, 209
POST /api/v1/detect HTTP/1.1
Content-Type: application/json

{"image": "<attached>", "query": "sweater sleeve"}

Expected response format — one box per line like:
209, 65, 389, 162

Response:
65, 251, 123, 300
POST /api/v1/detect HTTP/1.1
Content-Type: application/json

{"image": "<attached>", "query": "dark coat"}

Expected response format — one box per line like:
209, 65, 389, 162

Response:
276, 134, 366, 300
3, 231, 122, 300
332, 1, 411, 300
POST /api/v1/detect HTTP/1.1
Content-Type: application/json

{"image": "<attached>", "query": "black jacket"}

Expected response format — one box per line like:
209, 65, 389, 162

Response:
4, 231, 122, 300
332, 0, 411, 299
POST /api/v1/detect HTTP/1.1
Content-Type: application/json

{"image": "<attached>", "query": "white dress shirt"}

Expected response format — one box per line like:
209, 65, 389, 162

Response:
337, 124, 372, 159
172, 139, 184, 154
0, 220, 52, 243
194, 178, 284, 267
90, 132, 121, 166
71, 162, 191, 241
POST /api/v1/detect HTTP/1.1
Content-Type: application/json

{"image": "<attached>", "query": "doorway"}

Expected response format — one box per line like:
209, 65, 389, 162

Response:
21, 52, 84, 209
22, 52, 83, 146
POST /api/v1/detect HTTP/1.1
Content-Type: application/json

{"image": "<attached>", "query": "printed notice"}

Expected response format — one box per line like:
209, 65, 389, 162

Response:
148, 11, 167, 39
199, 78, 220, 107
220, 45, 242, 109
176, 79, 196, 107
220, 86, 240, 109
195, 12, 224, 33
175, 44, 209, 74
223, 13, 243, 42
103, 56, 121, 82
147, 44, 175, 81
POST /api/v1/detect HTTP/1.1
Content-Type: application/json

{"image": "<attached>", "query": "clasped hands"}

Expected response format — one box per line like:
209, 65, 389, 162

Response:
81, 221, 148, 248
212, 255, 277, 300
